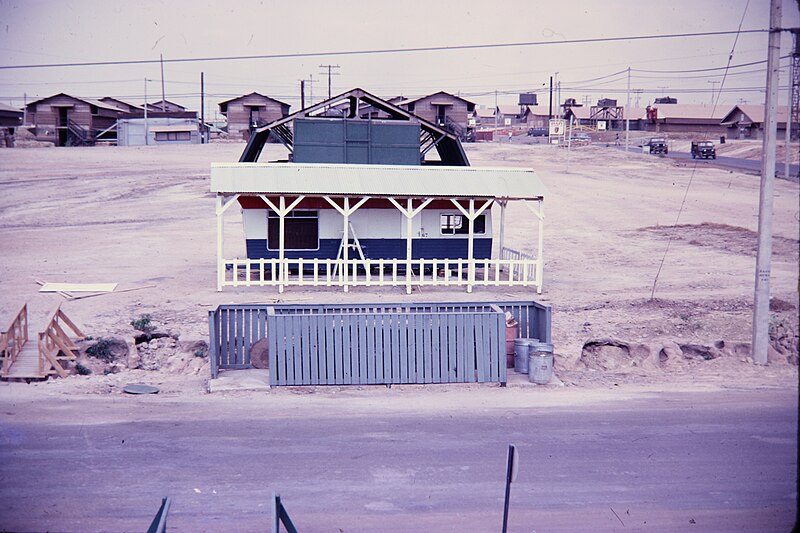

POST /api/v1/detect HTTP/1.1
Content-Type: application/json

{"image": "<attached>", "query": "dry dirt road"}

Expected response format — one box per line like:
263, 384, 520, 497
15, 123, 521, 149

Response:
0, 385, 796, 532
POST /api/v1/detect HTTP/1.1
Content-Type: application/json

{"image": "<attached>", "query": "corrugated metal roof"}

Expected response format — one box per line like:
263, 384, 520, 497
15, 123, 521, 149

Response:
720, 104, 790, 125
0, 103, 22, 113
211, 163, 547, 200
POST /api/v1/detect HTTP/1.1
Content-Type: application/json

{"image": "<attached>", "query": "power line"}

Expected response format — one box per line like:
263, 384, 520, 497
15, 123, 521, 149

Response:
0, 29, 769, 70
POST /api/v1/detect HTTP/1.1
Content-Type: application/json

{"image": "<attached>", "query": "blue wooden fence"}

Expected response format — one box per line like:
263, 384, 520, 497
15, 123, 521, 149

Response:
209, 301, 551, 386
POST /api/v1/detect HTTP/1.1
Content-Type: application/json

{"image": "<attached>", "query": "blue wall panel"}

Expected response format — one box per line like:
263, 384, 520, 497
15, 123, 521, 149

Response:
246, 238, 493, 261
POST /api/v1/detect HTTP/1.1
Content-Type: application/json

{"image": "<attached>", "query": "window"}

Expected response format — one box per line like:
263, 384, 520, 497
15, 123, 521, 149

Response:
440, 213, 485, 235
154, 131, 191, 141
267, 210, 319, 250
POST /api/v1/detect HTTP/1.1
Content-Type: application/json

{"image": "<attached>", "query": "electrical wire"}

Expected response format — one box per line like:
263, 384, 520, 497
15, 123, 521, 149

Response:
0, 29, 768, 70
649, 0, 752, 300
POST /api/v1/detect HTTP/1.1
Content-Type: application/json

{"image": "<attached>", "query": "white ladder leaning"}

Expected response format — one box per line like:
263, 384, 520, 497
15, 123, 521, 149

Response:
333, 222, 365, 278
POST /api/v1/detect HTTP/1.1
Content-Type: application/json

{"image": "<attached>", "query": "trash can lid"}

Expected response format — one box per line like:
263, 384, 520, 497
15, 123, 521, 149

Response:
514, 338, 539, 345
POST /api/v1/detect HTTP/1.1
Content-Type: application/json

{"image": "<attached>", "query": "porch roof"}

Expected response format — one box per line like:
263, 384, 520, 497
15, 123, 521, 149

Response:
211, 162, 547, 200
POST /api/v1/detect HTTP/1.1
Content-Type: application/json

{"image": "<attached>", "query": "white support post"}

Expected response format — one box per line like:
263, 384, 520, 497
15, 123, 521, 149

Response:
388, 197, 433, 294
405, 199, 413, 294
215, 194, 240, 291
278, 196, 286, 293
342, 197, 350, 291
259, 194, 304, 293
498, 199, 507, 260
523, 199, 545, 294
324, 195, 370, 292
451, 198, 493, 293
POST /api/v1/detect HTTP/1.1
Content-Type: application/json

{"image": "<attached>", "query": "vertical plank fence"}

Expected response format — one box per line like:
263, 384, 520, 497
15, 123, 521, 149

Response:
209, 301, 552, 386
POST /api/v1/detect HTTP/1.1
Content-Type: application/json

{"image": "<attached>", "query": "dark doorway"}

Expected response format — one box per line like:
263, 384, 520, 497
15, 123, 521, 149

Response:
57, 107, 69, 146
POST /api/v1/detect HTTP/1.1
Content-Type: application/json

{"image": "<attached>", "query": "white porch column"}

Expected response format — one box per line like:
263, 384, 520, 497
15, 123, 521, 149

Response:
324, 195, 370, 292
451, 198, 493, 293
498, 199, 507, 259
215, 194, 240, 291
388, 197, 433, 294
259, 194, 304, 293
523, 199, 545, 294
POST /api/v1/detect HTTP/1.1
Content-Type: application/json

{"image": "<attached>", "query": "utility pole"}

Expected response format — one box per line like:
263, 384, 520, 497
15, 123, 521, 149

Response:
548, 76, 553, 119
494, 89, 498, 134
751, 0, 782, 365
707, 80, 720, 105
200, 71, 205, 144
143, 78, 149, 146
657, 86, 668, 97
625, 67, 630, 153
300, 80, 306, 110
160, 54, 166, 111
556, 80, 561, 113
319, 64, 340, 100
582, 94, 591, 107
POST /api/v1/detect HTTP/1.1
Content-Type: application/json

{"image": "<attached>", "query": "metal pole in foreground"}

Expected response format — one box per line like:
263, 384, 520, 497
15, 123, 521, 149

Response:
785, 64, 792, 180
144, 78, 148, 146
501, 444, 518, 533
751, 0, 782, 365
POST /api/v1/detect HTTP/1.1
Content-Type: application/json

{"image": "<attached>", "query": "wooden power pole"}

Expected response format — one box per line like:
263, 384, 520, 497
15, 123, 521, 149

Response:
751, 0, 782, 365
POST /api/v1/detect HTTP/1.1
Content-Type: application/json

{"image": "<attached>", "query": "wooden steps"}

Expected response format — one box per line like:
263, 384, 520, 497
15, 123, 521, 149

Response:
3, 344, 45, 379
1, 303, 84, 381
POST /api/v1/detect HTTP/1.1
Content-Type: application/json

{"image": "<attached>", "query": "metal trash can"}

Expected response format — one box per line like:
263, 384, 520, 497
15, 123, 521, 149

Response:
528, 342, 554, 384
514, 338, 538, 374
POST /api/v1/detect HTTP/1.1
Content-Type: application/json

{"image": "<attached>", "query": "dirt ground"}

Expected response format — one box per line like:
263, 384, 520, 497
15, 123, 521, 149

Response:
0, 139, 797, 394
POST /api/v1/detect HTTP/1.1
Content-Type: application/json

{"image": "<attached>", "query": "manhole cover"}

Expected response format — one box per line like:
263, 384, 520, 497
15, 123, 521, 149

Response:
123, 384, 160, 395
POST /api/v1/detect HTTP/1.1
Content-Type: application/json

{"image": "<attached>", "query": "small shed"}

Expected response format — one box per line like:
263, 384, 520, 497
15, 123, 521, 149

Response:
117, 117, 200, 146
218, 92, 290, 140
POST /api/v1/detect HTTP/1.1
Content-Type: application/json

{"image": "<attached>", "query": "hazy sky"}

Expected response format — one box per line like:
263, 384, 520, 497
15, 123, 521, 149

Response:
1, 0, 798, 118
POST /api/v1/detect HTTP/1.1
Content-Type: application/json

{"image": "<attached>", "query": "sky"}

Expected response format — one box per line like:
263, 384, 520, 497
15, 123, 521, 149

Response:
0, 0, 798, 120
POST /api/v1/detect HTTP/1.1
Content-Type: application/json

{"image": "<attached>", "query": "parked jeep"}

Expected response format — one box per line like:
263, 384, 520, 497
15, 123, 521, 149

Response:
527, 127, 548, 137
691, 140, 716, 159
648, 138, 668, 154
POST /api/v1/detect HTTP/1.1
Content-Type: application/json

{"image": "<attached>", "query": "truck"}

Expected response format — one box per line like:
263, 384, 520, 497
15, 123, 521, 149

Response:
691, 140, 716, 159
647, 138, 668, 155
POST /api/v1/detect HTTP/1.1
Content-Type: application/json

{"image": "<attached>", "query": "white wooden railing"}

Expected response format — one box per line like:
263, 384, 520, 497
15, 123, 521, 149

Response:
500, 247, 538, 285
221, 255, 541, 293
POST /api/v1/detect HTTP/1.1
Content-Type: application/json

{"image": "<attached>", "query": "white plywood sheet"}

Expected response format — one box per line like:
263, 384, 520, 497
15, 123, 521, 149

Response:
40, 283, 118, 293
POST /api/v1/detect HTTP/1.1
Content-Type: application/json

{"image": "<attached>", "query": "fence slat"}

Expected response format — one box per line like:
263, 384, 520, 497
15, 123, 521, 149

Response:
342, 315, 352, 384
431, 314, 441, 383
304, 316, 315, 385
243, 309, 252, 367
399, 315, 409, 383
274, 314, 286, 385
366, 315, 377, 385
